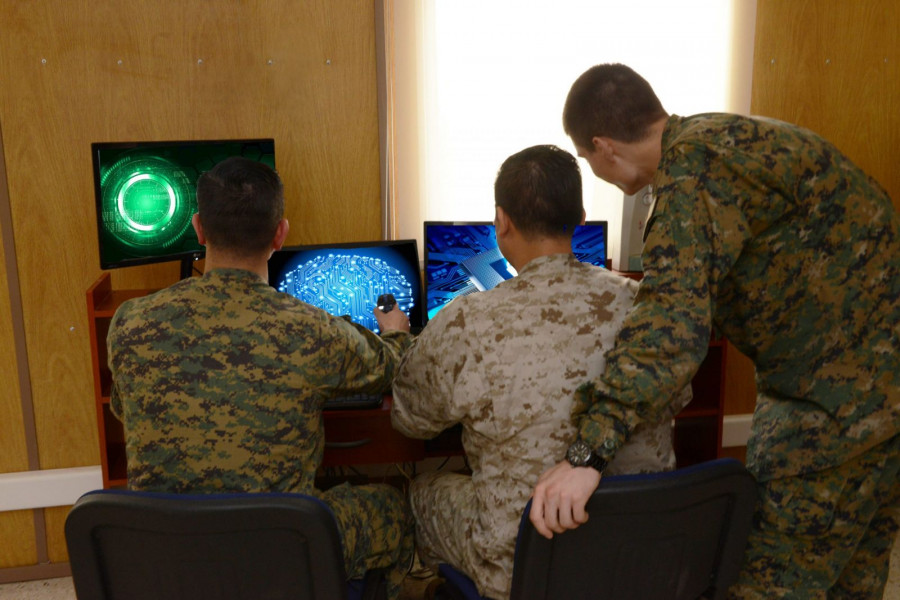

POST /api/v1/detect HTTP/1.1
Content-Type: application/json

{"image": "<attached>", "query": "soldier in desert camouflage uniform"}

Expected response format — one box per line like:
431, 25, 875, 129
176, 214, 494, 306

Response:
529, 64, 900, 599
108, 156, 415, 599
391, 145, 690, 600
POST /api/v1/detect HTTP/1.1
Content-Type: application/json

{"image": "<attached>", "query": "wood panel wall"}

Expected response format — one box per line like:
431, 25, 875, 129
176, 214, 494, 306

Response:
0, 0, 381, 570
752, 0, 899, 206
723, 0, 900, 422
0, 138, 35, 570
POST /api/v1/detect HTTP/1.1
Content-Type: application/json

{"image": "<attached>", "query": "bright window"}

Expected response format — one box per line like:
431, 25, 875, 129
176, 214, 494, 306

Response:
390, 1, 756, 263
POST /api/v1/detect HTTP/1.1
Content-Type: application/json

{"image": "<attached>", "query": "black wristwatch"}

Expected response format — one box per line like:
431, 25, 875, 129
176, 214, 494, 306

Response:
566, 439, 607, 473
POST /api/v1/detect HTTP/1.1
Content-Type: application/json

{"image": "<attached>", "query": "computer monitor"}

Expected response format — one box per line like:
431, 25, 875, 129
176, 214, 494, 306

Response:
423, 220, 607, 320
92, 138, 276, 277
268, 239, 424, 334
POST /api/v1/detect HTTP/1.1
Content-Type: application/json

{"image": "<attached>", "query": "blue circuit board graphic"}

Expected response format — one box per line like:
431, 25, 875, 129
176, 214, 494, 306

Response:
424, 224, 505, 320
271, 245, 419, 333
424, 222, 606, 320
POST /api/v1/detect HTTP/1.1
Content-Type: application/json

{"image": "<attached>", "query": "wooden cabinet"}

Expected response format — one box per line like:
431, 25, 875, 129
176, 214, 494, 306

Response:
87, 273, 154, 488
321, 397, 425, 467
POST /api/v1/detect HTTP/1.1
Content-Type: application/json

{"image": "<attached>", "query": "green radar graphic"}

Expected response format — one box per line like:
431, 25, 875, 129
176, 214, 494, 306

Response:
99, 155, 196, 252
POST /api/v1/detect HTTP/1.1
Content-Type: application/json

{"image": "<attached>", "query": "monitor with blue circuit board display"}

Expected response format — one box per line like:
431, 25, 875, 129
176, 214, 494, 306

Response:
268, 239, 424, 334
423, 221, 608, 321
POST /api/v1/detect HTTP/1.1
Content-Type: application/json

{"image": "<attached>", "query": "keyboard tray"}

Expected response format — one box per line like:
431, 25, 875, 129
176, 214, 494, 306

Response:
323, 393, 384, 411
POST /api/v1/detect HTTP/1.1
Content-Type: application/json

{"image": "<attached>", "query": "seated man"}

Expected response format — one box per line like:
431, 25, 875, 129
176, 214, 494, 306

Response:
391, 145, 691, 600
108, 156, 414, 599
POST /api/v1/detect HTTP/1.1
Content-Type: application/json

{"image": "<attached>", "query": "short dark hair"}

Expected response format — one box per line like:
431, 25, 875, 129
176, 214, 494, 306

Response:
195, 156, 284, 256
494, 145, 582, 239
563, 63, 667, 148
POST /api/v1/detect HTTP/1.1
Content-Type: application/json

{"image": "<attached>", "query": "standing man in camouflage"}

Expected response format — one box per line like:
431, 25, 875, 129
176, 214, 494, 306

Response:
530, 63, 900, 599
391, 145, 690, 600
108, 156, 415, 599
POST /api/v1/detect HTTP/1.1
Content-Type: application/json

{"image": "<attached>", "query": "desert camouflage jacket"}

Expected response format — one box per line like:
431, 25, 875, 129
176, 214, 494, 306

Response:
392, 253, 689, 590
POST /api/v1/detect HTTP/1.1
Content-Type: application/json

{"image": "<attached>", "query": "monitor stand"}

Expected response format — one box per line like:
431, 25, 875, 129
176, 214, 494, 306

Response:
180, 257, 196, 280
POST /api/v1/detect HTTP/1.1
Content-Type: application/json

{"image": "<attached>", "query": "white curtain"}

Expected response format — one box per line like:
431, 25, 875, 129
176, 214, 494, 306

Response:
388, 0, 757, 264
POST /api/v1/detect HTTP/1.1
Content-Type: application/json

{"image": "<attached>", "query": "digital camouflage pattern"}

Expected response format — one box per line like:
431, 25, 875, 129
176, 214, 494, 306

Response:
577, 114, 900, 482
571, 113, 900, 598
729, 433, 900, 599
392, 254, 691, 600
108, 268, 414, 598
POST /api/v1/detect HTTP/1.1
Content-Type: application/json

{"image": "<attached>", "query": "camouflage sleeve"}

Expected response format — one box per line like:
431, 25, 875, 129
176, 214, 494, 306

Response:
391, 299, 470, 439
578, 146, 751, 459
326, 314, 415, 397
107, 304, 128, 423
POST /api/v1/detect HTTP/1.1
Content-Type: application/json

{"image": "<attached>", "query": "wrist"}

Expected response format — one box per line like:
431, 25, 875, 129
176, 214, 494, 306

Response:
565, 439, 608, 473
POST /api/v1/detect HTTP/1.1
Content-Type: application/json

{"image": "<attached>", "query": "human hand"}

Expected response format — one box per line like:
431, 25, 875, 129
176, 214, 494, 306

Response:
529, 460, 602, 539
374, 305, 410, 333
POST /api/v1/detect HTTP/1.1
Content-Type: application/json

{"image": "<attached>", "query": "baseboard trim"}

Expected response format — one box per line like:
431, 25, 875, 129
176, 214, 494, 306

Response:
0, 466, 102, 512
0, 562, 71, 584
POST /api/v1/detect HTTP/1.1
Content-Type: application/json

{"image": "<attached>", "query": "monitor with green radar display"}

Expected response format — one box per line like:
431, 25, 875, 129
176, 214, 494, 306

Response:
91, 138, 276, 278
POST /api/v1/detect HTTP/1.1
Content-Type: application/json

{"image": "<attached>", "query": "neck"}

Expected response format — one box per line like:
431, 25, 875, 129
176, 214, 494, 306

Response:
203, 247, 271, 282
508, 237, 573, 272
630, 116, 668, 185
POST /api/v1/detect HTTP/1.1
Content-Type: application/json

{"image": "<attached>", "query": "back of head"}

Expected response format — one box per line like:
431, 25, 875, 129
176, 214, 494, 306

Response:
494, 145, 583, 240
195, 156, 284, 257
563, 63, 667, 148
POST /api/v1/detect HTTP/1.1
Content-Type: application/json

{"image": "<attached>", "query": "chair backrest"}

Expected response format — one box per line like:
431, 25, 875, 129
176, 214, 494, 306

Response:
64, 489, 350, 600
509, 458, 757, 600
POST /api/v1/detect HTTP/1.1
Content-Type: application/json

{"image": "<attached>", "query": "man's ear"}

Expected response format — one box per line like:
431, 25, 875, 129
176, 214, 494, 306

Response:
591, 136, 616, 160
192, 213, 207, 245
494, 206, 512, 238
272, 218, 290, 251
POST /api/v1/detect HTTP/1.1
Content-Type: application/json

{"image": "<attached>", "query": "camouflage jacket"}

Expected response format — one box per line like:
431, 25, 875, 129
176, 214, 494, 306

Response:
578, 113, 900, 480
392, 254, 689, 593
108, 268, 413, 492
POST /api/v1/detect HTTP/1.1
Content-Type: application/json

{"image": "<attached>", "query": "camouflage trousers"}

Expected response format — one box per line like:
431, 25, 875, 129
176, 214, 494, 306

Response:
317, 482, 415, 600
409, 471, 512, 600
729, 433, 900, 600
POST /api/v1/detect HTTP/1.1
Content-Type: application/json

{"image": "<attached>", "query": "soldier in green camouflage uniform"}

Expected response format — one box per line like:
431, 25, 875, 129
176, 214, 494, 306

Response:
108, 156, 415, 599
528, 64, 900, 599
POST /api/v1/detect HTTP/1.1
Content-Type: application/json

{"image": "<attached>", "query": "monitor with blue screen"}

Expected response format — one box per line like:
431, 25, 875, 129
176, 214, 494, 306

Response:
268, 239, 424, 334
424, 221, 607, 321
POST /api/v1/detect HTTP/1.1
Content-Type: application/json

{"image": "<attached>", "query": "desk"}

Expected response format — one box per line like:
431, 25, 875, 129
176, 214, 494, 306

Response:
322, 396, 428, 467
88, 272, 724, 488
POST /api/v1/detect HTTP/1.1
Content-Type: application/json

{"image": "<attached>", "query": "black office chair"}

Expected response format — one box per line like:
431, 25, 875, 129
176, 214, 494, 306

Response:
435, 457, 757, 600
64, 489, 386, 600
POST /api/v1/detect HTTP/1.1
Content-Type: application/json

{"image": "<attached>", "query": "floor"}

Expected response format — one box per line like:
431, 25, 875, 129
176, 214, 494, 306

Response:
2, 539, 899, 599
0, 566, 438, 600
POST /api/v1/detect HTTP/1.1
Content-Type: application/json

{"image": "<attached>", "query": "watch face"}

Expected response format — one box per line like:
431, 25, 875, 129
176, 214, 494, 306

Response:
567, 440, 592, 467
